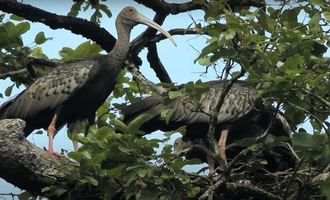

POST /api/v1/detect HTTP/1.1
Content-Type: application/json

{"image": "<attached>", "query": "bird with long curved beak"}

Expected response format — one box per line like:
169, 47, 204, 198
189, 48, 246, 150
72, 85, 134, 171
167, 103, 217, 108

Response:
0, 6, 176, 156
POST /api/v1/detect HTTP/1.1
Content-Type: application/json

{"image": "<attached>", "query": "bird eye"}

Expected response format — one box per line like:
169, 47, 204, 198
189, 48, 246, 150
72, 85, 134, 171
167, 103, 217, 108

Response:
129, 8, 133, 12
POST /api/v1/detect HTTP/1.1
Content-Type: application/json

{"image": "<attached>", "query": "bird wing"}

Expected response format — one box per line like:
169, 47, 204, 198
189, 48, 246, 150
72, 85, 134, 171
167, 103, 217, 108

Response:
169, 82, 256, 124
1, 59, 98, 119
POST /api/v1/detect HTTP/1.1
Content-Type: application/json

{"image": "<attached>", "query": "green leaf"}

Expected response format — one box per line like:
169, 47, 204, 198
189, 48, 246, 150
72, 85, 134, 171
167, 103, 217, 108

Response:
308, 13, 321, 33
5, 84, 14, 96
186, 186, 200, 197
68, 2, 82, 17
83, 176, 99, 186
106, 165, 125, 178
168, 91, 183, 99
137, 169, 148, 178
118, 146, 134, 154
18, 191, 33, 200
99, 4, 112, 18
10, 14, 24, 21
248, 144, 261, 152
34, 31, 47, 44
91, 10, 102, 23
41, 187, 51, 193
161, 109, 174, 125
293, 132, 323, 150
321, 177, 330, 199
13, 22, 30, 36
126, 114, 153, 134
325, 11, 330, 21
50, 188, 68, 197
112, 118, 128, 133
197, 56, 212, 66
59, 41, 102, 61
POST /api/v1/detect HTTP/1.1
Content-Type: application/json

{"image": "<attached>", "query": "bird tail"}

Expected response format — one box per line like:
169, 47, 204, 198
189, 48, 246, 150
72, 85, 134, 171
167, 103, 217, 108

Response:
0, 97, 17, 119
120, 96, 165, 134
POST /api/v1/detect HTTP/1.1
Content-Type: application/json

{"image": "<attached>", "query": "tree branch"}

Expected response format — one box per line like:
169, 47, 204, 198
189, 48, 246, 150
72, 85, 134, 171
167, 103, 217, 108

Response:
0, 119, 79, 197
134, 0, 202, 14
150, 28, 198, 44
134, 0, 265, 14
0, 68, 28, 79
0, 0, 115, 52
130, 13, 167, 58
300, 87, 330, 109
147, 43, 172, 83
125, 61, 168, 95
199, 180, 282, 200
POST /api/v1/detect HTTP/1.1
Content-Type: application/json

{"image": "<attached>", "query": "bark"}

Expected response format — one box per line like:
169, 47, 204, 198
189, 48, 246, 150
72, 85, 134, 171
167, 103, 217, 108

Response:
0, 119, 79, 196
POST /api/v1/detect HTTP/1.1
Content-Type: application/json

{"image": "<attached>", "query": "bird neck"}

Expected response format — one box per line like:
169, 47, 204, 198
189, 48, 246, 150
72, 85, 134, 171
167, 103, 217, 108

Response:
107, 22, 131, 64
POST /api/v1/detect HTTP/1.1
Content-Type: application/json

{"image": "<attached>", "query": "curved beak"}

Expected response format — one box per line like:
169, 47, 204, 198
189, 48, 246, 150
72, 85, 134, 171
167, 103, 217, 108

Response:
135, 13, 177, 47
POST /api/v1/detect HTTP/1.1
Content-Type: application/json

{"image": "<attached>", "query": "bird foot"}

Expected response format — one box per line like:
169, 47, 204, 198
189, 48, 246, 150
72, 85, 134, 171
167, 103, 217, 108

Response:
44, 147, 66, 157
50, 151, 66, 157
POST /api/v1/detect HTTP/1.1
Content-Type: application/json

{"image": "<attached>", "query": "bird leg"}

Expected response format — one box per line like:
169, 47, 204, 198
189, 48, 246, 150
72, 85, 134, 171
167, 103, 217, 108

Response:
47, 114, 64, 157
68, 121, 81, 151
206, 155, 215, 174
218, 129, 228, 165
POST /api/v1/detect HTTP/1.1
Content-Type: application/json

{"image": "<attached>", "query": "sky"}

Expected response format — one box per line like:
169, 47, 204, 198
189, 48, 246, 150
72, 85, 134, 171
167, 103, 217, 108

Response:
0, 1, 209, 198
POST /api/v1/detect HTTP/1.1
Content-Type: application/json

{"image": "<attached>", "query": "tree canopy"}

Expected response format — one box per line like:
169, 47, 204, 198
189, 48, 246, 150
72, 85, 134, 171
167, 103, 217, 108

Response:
0, 0, 329, 199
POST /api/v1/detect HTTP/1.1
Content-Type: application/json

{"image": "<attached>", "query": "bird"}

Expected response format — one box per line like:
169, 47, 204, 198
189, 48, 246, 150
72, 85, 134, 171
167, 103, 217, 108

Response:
121, 80, 297, 168
0, 6, 176, 155
173, 112, 298, 172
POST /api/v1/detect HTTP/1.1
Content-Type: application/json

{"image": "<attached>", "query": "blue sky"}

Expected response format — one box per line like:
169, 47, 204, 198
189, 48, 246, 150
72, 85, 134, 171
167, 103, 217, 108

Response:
0, 1, 209, 197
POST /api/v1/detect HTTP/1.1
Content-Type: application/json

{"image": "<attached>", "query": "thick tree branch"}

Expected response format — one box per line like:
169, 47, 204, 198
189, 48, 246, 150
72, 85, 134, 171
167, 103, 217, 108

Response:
147, 43, 172, 83
134, 0, 265, 14
0, 0, 115, 52
134, 0, 202, 14
0, 119, 79, 196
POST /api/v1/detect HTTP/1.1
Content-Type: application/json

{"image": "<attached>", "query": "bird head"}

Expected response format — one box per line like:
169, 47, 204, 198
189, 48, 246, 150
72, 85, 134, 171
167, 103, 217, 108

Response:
173, 137, 192, 155
117, 6, 177, 46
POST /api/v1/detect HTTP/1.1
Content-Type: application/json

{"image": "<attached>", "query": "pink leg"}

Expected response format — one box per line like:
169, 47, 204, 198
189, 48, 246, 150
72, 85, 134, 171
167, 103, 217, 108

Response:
218, 129, 228, 165
47, 114, 64, 157
206, 155, 215, 174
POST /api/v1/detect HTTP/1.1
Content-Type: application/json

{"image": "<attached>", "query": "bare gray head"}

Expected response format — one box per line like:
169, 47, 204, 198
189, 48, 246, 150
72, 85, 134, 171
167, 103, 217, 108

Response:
116, 6, 176, 46
173, 137, 192, 155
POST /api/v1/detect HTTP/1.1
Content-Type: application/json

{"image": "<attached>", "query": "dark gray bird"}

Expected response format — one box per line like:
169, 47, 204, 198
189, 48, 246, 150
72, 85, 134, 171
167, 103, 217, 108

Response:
173, 112, 297, 172
0, 6, 176, 155
121, 80, 296, 167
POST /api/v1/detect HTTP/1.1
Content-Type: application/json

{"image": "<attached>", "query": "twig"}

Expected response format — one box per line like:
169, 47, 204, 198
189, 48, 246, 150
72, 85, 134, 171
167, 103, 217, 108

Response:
300, 87, 330, 109
0, 68, 28, 79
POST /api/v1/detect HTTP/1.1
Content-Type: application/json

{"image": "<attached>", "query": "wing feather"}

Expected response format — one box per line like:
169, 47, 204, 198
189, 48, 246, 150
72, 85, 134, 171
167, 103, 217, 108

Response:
169, 82, 256, 124
1, 59, 98, 119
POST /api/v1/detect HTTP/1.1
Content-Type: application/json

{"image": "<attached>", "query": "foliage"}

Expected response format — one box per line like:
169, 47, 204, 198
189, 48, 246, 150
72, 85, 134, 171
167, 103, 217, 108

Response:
62, 122, 200, 200
0, 0, 329, 199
